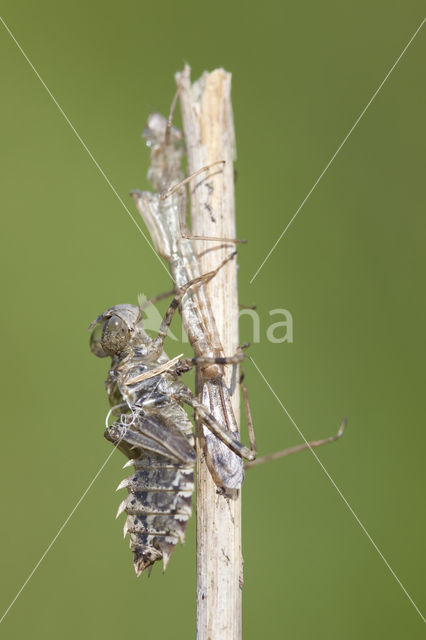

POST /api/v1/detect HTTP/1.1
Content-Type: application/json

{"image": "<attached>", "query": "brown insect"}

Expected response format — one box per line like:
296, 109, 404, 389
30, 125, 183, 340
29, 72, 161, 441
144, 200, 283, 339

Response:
89, 261, 256, 576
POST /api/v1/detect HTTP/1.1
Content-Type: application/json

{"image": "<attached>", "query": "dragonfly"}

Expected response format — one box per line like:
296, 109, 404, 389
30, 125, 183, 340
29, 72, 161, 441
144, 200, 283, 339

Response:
90, 105, 346, 576
89, 259, 256, 576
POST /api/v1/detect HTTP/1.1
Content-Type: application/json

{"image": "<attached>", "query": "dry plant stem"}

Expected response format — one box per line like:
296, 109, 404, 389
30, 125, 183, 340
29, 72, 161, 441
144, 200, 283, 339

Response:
177, 65, 242, 640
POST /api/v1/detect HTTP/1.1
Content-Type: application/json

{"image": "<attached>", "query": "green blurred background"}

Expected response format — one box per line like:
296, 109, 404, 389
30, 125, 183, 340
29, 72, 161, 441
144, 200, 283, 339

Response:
1, 1, 425, 638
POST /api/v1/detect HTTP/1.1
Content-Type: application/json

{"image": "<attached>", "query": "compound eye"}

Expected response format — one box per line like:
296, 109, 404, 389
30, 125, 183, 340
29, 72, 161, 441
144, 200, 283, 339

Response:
90, 321, 107, 358
107, 316, 122, 331
101, 315, 130, 355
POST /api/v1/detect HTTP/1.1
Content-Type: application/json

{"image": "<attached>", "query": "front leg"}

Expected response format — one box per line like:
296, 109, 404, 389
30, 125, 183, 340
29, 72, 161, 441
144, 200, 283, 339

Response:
148, 251, 237, 357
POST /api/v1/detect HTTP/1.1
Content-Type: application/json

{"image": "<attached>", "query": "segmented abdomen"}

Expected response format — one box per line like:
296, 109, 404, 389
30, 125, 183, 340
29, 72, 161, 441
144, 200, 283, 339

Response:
106, 412, 195, 576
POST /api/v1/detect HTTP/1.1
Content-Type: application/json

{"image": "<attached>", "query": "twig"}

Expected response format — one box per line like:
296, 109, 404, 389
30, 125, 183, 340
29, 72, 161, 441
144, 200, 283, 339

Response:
177, 65, 242, 640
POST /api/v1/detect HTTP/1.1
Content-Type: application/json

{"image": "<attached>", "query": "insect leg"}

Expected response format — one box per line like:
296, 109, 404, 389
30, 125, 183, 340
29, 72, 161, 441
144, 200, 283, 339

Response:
160, 161, 225, 201
179, 391, 255, 462
125, 347, 246, 384
160, 162, 246, 244
239, 371, 257, 459
139, 289, 175, 311
244, 418, 347, 469
165, 85, 181, 146
182, 231, 246, 244
175, 346, 247, 373
149, 251, 237, 353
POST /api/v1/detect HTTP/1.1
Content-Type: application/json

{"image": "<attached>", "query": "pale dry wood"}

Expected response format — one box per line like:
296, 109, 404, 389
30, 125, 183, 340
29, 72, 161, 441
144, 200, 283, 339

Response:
177, 65, 242, 640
